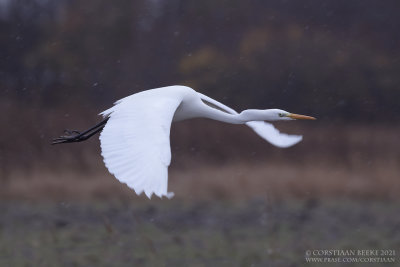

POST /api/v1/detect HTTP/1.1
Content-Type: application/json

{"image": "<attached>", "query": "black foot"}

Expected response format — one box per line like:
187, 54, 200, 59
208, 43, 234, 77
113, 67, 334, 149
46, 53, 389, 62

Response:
52, 117, 108, 145
52, 130, 88, 145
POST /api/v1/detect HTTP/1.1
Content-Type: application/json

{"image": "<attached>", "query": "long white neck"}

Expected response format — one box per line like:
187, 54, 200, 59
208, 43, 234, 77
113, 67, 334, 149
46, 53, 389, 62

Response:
199, 107, 245, 124
196, 103, 275, 124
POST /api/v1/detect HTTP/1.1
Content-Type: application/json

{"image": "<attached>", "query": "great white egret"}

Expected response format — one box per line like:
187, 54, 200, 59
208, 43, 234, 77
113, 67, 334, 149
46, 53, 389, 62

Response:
53, 85, 315, 199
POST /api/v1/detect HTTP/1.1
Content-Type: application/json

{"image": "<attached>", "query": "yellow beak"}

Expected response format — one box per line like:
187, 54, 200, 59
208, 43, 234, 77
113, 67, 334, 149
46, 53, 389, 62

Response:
288, 113, 316, 120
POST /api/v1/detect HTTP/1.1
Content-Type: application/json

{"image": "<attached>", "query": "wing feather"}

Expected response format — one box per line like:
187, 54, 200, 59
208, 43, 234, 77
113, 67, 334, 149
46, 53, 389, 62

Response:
246, 121, 302, 148
198, 93, 302, 148
99, 93, 181, 199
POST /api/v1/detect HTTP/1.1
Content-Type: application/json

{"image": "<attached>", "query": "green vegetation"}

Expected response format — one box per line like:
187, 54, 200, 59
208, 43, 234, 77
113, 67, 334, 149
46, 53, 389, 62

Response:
0, 199, 398, 266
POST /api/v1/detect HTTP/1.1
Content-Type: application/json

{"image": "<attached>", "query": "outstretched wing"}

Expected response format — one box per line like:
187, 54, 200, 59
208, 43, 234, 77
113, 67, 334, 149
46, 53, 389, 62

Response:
198, 93, 302, 148
245, 121, 302, 148
99, 93, 181, 199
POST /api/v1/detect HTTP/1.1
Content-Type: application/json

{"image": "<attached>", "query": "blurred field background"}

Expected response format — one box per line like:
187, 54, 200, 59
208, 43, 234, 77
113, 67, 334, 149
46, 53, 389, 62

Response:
0, 0, 399, 266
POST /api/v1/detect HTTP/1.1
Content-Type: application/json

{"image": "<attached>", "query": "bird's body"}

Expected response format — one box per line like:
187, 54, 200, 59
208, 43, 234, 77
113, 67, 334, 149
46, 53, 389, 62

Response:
54, 85, 315, 199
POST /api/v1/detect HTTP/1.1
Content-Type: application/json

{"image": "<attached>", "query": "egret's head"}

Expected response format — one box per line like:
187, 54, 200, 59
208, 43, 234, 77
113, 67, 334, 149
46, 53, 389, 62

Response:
239, 109, 316, 122
265, 109, 317, 121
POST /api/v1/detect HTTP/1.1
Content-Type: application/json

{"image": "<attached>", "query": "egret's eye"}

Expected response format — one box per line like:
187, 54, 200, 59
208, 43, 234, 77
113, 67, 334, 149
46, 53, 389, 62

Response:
279, 113, 285, 117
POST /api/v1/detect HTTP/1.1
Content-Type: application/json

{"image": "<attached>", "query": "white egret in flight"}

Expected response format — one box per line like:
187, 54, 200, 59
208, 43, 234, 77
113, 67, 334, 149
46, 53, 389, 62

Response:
53, 85, 315, 199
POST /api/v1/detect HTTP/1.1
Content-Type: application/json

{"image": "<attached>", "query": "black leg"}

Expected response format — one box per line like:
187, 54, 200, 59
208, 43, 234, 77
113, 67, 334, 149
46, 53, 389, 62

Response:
52, 117, 109, 145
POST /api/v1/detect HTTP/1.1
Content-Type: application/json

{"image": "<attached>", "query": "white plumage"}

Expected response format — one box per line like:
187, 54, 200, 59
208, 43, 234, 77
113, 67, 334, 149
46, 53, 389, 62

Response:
97, 85, 315, 199
197, 92, 303, 148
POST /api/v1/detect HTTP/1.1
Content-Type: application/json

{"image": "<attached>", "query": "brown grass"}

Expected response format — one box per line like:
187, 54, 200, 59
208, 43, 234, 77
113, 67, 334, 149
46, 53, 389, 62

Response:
2, 159, 399, 201
1, 104, 399, 201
